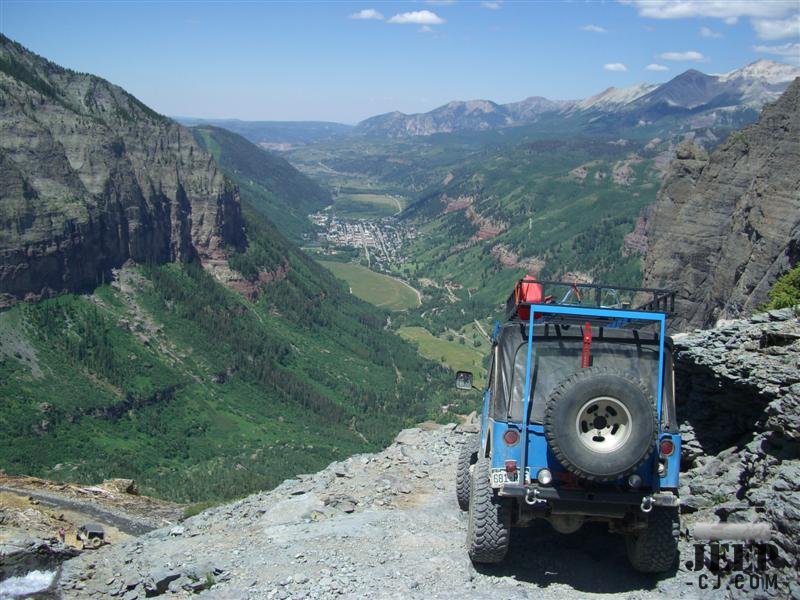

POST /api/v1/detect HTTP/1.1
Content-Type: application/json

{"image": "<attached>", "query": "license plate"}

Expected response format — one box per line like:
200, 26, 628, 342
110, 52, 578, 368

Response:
491, 468, 530, 487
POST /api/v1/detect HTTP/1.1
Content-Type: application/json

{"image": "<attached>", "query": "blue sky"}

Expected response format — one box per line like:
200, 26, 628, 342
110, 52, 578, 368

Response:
1, 1, 798, 123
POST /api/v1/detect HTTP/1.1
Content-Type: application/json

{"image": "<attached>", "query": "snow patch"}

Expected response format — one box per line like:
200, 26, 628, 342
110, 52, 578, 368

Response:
719, 59, 800, 84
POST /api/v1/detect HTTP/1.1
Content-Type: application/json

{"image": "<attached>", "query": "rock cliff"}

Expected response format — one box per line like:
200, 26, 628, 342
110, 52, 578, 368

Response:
0, 35, 245, 306
642, 79, 800, 331
673, 309, 799, 599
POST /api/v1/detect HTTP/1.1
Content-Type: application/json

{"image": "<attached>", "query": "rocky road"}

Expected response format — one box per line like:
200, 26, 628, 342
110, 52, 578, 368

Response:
55, 310, 799, 600
59, 425, 686, 600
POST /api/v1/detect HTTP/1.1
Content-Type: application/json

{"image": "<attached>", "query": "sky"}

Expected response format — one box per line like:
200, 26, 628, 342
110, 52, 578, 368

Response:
1, 1, 798, 123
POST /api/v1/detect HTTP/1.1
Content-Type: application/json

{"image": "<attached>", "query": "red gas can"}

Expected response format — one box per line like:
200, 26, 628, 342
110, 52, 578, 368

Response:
515, 276, 544, 320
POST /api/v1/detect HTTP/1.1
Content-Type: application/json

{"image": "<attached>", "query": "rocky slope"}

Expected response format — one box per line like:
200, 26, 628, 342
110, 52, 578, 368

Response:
49, 309, 799, 599
58, 423, 685, 600
674, 308, 799, 599
0, 35, 244, 306
642, 78, 800, 331
0, 475, 180, 580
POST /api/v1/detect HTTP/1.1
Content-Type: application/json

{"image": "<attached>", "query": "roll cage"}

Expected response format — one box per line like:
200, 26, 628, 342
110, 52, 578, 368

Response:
484, 279, 677, 482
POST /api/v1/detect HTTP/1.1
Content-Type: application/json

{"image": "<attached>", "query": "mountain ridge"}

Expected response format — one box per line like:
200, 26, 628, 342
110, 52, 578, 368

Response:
355, 59, 800, 138
0, 34, 244, 306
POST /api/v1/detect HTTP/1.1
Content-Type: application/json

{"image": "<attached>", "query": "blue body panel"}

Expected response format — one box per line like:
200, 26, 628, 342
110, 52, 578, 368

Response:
659, 433, 681, 489
482, 300, 679, 496
488, 419, 662, 488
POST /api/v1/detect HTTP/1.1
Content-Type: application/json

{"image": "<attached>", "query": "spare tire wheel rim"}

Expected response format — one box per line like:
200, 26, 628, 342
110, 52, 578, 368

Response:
575, 396, 632, 453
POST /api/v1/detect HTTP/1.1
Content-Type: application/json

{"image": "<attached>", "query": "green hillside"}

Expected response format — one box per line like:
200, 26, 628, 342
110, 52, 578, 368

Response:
192, 125, 331, 240
396, 138, 661, 333
0, 207, 455, 503
287, 127, 666, 332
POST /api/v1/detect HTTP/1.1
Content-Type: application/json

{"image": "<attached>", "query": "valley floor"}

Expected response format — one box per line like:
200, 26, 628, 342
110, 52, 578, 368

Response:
58, 425, 702, 600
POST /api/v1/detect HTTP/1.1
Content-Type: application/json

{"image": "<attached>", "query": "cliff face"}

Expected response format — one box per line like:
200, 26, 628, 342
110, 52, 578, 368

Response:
0, 35, 244, 306
642, 78, 800, 331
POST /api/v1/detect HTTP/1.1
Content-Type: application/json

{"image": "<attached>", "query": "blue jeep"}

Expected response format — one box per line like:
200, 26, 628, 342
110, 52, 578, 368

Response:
455, 279, 681, 573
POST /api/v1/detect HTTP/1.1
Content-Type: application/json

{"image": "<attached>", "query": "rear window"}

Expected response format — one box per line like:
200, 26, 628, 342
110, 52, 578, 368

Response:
502, 325, 662, 424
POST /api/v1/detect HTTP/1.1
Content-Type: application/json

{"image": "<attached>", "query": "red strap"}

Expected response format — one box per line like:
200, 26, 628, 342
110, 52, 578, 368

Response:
581, 321, 592, 368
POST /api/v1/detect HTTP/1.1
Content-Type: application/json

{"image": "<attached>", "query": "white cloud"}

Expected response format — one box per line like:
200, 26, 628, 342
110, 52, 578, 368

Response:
621, 1, 799, 41
350, 8, 384, 20
581, 24, 608, 33
699, 26, 721, 38
604, 63, 628, 72
620, 1, 793, 21
425, 0, 456, 5
419, 25, 434, 33
658, 50, 706, 61
752, 14, 800, 40
753, 42, 800, 58
388, 10, 445, 25
646, 63, 670, 71
481, 1, 502, 9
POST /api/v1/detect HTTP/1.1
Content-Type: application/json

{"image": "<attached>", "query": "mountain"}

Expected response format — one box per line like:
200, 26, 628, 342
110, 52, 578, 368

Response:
176, 118, 352, 150
719, 58, 800, 106
503, 95, 571, 120
0, 36, 453, 503
0, 34, 244, 307
353, 60, 800, 138
191, 125, 331, 241
572, 83, 658, 112
632, 69, 724, 110
357, 100, 511, 138
642, 78, 800, 330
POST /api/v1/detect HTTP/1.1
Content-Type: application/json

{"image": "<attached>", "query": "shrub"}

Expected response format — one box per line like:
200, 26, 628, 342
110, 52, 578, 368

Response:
764, 264, 800, 311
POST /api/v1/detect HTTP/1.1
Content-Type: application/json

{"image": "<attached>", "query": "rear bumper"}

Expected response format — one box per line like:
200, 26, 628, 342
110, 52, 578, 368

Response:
498, 483, 678, 516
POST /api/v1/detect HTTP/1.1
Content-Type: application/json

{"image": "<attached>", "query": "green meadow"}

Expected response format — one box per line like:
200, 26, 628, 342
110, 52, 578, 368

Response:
319, 261, 420, 311
397, 326, 486, 386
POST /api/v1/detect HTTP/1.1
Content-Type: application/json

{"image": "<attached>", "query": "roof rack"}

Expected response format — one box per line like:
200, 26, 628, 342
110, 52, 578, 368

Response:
505, 279, 676, 329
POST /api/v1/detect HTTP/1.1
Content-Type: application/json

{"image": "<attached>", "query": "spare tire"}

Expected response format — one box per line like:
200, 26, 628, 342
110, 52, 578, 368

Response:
544, 367, 656, 481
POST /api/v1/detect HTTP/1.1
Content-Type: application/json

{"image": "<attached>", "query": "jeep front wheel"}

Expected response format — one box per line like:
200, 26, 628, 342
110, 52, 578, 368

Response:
466, 457, 511, 564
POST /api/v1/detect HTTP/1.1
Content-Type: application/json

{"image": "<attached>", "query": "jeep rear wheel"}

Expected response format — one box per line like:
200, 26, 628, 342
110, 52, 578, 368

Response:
544, 368, 657, 482
456, 434, 479, 511
466, 457, 511, 564
625, 507, 680, 573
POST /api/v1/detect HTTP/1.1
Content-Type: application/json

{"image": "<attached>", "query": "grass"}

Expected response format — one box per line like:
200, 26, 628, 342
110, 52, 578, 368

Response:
319, 261, 420, 311
396, 326, 486, 386
332, 193, 405, 218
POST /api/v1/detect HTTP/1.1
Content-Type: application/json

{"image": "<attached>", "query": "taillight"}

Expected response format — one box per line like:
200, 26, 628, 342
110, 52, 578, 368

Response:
503, 430, 520, 445
659, 437, 675, 457
504, 459, 517, 475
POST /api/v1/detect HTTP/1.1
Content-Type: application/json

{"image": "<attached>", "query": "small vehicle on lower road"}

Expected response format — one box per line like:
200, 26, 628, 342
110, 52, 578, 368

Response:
456, 278, 681, 573
77, 523, 106, 549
